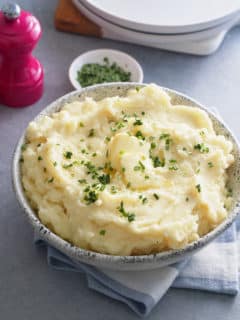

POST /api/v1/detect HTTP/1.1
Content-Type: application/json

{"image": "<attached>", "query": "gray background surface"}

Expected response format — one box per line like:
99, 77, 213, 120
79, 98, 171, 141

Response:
0, 0, 240, 319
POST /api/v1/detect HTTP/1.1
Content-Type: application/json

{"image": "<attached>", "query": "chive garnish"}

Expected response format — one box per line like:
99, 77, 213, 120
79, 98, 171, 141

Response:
194, 143, 209, 153
117, 201, 135, 222
150, 142, 156, 149
152, 156, 165, 168
78, 179, 87, 184
88, 129, 95, 137
135, 130, 145, 140
142, 197, 148, 204
99, 230, 106, 236
208, 162, 214, 168
62, 163, 73, 169
153, 193, 159, 200
98, 174, 110, 185
196, 184, 201, 193
21, 144, 27, 151
64, 151, 73, 159
76, 58, 131, 88
133, 119, 143, 126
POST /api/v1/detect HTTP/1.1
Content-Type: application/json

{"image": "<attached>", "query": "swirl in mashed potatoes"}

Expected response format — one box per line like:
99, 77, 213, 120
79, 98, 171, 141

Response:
21, 84, 234, 255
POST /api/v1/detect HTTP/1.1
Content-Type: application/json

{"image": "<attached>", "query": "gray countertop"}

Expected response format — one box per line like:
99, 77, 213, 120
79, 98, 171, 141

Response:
0, 0, 240, 319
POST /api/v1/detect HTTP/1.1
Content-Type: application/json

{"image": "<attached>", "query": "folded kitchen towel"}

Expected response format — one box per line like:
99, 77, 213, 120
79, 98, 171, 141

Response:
35, 218, 239, 317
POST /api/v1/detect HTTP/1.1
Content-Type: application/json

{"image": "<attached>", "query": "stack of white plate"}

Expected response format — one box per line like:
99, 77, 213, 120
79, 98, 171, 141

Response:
73, 0, 240, 55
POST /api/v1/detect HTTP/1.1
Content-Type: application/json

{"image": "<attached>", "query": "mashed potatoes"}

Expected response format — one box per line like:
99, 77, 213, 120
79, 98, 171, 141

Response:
21, 84, 234, 255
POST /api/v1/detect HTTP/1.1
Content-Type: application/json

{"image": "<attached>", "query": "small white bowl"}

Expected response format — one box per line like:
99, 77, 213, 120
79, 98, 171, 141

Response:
68, 49, 143, 89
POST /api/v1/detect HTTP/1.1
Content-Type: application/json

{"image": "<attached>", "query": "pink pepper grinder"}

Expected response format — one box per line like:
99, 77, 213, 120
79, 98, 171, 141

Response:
0, 3, 44, 107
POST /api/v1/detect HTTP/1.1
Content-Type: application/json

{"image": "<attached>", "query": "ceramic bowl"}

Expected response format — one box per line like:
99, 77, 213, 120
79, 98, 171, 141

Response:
12, 83, 240, 271
68, 49, 143, 90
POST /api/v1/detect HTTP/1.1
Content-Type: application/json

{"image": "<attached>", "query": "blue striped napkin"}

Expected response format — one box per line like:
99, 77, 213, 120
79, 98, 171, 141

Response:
35, 218, 239, 317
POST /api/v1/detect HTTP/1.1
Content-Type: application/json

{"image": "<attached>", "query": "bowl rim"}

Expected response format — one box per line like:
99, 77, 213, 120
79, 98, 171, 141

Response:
68, 48, 144, 90
12, 82, 240, 267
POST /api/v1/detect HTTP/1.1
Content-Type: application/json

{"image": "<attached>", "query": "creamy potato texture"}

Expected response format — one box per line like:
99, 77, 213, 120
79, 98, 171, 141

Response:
21, 84, 234, 255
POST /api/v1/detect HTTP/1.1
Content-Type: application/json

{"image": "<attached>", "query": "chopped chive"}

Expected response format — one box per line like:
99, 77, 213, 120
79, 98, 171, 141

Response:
196, 184, 201, 193
48, 177, 54, 183
78, 179, 87, 184
153, 193, 159, 200
159, 133, 170, 140
169, 165, 178, 171
152, 156, 165, 168
64, 151, 73, 159
133, 119, 143, 126
134, 165, 140, 171
62, 163, 73, 169
208, 162, 214, 168
21, 144, 27, 151
117, 201, 135, 222
165, 138, 172, 150
38, 156, 43, 161
76, 59, 131, 88
135, 130, 145, 140
88, 128, 95, 137
134, 161, 145, 172
150, 142, 156, 149
194, 143, 209, 153
99, 229, 106, 236
84, 189, 98, 205
98, 174, 110, 185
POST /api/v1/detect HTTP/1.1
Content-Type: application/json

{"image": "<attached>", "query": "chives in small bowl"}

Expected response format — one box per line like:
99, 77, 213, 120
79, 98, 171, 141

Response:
69, 49, 143, 89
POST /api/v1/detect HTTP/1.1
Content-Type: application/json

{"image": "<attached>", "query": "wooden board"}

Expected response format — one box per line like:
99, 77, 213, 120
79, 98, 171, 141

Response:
54, 0, 102, 37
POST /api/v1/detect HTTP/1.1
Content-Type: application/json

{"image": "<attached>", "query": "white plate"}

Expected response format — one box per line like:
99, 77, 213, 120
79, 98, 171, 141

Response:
73, 0, 240, 55
69, 49, 143, 89
81, 0, 240, 34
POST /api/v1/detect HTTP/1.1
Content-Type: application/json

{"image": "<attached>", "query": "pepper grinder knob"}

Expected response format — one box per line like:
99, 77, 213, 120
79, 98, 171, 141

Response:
1, 2, 21, 20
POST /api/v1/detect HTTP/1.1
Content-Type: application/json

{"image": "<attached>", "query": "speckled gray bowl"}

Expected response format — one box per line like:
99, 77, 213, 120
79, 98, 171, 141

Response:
12, 83, 240, 271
